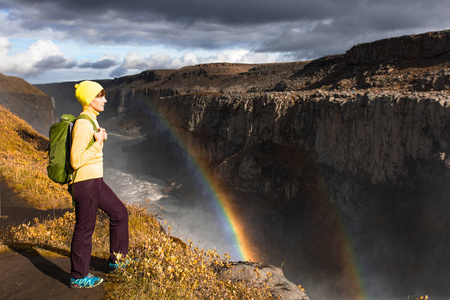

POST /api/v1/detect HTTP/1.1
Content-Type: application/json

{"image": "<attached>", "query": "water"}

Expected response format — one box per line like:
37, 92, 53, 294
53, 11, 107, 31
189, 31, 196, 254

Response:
103, 132, 164, 202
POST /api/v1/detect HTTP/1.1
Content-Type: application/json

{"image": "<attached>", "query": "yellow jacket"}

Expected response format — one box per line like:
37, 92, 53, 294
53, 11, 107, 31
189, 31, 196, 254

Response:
70, 106, 103, 183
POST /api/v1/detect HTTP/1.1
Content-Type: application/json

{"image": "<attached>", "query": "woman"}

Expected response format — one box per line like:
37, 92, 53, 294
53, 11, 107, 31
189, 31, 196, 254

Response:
69, 80, 129, 289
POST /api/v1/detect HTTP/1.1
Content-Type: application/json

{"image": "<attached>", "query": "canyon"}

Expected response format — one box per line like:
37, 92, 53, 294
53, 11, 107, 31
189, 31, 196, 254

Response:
26, 29, 450, 299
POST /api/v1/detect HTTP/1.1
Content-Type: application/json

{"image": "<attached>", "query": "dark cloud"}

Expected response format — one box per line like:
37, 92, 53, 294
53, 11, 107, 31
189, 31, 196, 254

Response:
33, 55, 76, 69
5, 0, 340, 24
1, 0, 450, 60
255, 0, 450, 57
79, 58, 118, 69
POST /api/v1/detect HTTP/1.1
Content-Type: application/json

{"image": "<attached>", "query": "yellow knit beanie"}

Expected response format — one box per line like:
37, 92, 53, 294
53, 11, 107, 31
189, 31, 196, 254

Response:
74, 80, 104, 106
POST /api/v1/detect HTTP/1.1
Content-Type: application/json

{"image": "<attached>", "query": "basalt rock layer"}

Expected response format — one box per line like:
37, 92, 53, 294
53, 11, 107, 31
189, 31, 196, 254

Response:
101, 89, 450, 203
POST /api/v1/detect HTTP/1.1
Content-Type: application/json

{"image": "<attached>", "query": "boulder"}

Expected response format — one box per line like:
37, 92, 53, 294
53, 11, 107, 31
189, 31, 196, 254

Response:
217, 261, 310, 300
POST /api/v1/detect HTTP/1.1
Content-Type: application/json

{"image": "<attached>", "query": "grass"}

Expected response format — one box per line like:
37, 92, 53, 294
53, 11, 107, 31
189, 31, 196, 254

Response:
6, 207, 275, 299
0, 104, 276, 299
0, 105, 71, 209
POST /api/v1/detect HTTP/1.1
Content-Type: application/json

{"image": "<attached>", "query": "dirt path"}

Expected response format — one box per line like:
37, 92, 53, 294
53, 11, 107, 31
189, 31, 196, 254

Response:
0, 180, 106, 300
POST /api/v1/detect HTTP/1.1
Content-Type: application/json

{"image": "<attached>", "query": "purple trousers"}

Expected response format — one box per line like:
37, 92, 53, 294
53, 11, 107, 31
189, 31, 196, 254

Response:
69, 178, 129, 279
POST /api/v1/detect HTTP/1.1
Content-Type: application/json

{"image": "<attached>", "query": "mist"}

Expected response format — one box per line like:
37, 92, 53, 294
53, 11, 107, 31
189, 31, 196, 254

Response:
102, 132, 245, 258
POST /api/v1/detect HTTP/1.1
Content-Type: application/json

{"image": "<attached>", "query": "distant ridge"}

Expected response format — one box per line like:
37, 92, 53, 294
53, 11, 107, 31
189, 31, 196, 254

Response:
0, 73, 55, 136
346, 29, 450, 64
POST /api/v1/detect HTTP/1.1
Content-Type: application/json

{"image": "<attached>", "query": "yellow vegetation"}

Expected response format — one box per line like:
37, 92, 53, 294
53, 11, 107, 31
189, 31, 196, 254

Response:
6, 206, 275, 299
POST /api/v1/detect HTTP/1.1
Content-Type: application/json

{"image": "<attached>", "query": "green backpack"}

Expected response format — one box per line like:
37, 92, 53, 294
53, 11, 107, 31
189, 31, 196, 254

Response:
47, 114, 97, 184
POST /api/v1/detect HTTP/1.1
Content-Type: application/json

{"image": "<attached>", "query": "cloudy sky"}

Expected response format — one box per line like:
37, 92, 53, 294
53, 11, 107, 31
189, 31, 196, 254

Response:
0, 0, 449, 84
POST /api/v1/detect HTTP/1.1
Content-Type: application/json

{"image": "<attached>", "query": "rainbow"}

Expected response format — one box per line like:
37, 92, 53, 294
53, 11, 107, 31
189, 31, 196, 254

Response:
184, 159, 259, 261
335, 212, 368, 300
149, 111, 258, 261
150, 106, 367, 299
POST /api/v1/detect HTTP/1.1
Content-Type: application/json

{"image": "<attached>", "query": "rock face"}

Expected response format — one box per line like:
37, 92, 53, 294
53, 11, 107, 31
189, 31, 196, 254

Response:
101, 89, 450, 197
0, 73, 55, 137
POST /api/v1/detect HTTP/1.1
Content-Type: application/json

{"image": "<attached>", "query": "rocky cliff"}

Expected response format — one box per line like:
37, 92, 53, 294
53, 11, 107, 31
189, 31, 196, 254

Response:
0, 73, 55, 136
346, 29, 450, 64
101, 88, 450, 205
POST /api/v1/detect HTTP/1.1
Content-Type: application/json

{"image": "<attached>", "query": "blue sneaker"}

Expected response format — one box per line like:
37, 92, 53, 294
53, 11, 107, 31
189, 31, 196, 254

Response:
70, 274, 103, 289
108, 262, 119, 272
109, 258, 136, 272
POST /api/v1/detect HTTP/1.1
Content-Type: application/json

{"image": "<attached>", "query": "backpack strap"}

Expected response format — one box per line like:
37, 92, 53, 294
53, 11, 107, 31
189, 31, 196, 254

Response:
77, 114, 99, 133
70, 114, 100, 205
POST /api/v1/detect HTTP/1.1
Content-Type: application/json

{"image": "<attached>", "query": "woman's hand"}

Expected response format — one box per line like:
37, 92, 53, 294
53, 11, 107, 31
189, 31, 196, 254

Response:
93, 127, 107, 146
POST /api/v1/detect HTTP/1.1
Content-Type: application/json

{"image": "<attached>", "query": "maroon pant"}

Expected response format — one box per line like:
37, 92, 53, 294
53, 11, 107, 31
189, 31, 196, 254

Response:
70, 178, 129, 279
